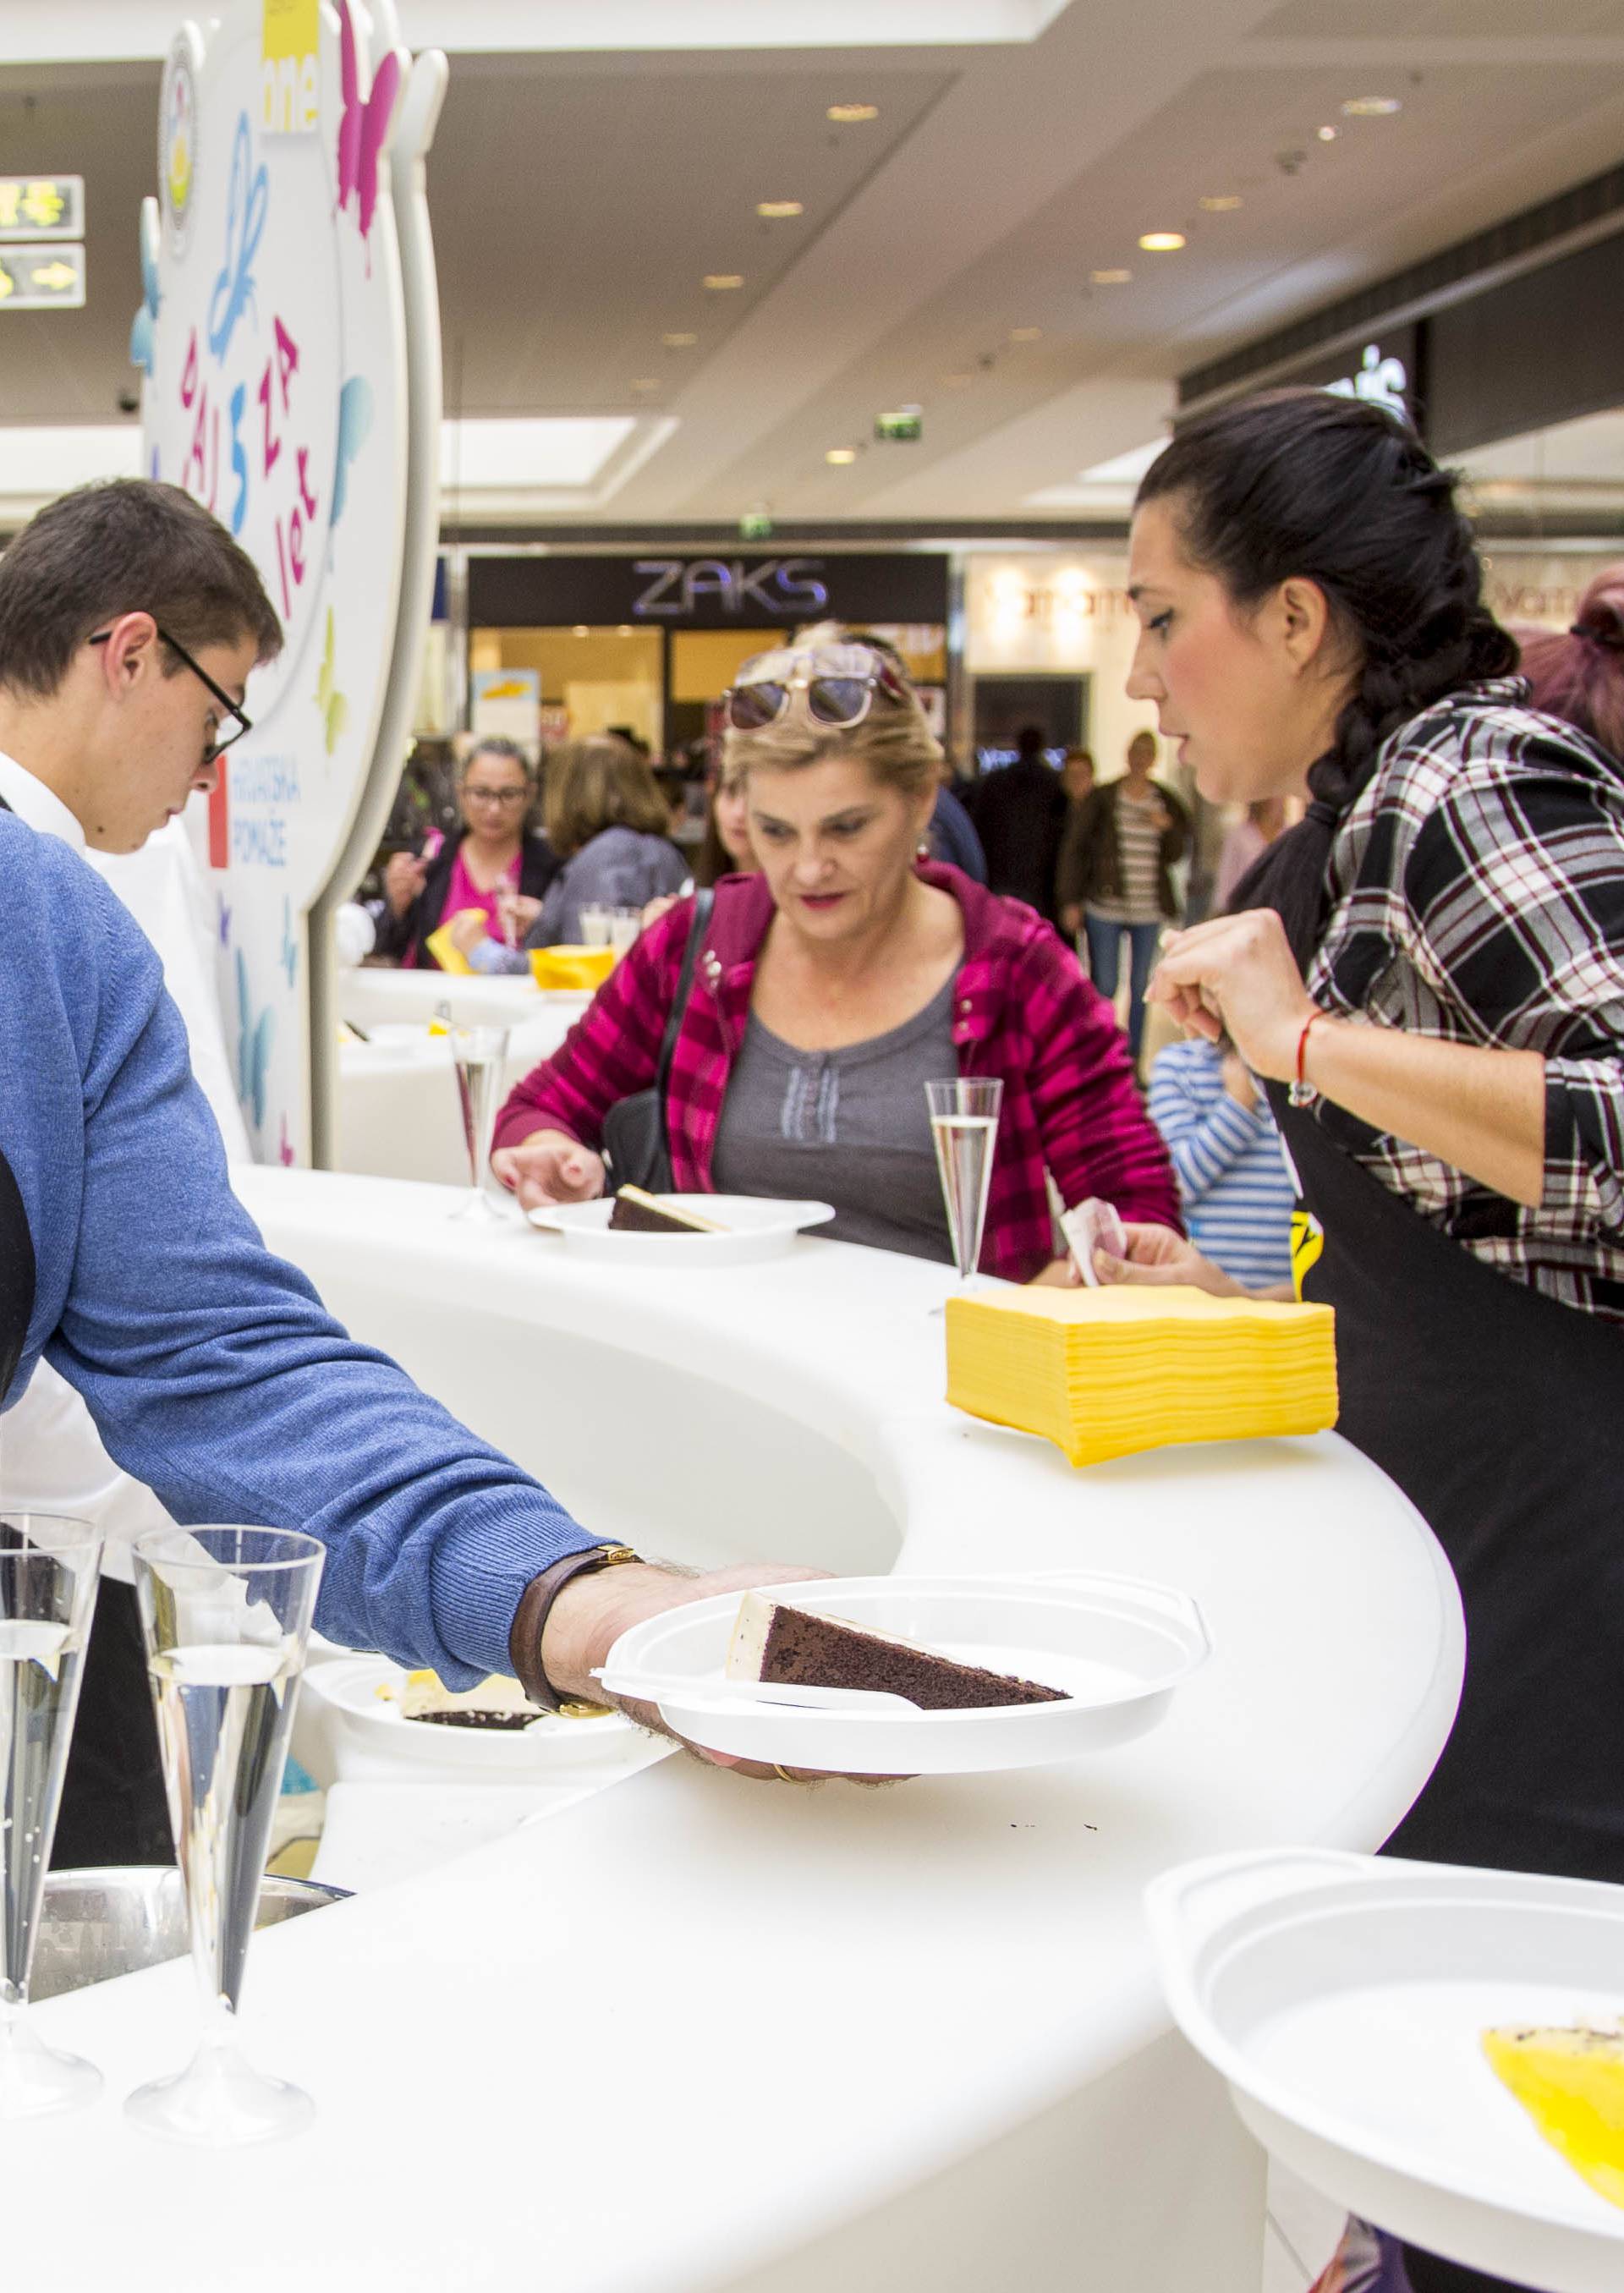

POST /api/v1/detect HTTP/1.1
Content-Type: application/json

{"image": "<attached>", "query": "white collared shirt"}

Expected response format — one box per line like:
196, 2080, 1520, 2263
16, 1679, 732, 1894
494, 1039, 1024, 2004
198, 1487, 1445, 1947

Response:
0, 749, 86, 848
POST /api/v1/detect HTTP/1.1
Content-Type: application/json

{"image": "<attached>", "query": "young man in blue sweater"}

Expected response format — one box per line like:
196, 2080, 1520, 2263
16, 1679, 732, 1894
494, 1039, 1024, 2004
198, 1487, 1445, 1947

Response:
0, 480, 798, 1859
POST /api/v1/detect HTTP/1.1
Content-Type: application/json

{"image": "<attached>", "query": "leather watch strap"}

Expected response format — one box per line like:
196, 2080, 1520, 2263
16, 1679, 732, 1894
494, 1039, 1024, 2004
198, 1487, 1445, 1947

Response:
509, 1544, 640, 1711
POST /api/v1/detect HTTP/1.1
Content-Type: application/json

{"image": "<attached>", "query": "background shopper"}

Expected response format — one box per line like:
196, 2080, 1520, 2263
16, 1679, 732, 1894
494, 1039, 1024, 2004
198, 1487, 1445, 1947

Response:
1212, 793, 1289, 912
1147, 1035, 1293, 1288
1056, 729, 1189, 1061
965, 721, 1068, 923
376, 737, 558, 969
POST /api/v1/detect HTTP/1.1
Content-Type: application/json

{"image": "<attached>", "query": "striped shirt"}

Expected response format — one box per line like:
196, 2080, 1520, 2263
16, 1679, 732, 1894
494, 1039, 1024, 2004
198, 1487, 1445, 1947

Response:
1087, 786, 1166, 925
1149, 1038, 1294, 1288
494, 862, 1182, 1283
1308, 677, 1624, 1321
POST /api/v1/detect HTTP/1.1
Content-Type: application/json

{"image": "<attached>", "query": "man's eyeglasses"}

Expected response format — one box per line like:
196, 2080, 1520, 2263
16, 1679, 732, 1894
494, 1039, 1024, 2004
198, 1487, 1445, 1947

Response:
89, 625, 253, 762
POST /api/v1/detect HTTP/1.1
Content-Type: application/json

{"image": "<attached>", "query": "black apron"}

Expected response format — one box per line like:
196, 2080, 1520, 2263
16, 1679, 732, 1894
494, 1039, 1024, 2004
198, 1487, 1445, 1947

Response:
1271, 1089, 1623, 2293
0, 1079, 169, 1869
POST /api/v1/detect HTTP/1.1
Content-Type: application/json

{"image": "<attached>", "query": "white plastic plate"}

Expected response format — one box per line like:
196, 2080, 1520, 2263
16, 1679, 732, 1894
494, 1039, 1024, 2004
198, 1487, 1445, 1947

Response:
600, 1572, 1209, 1775
525, 1193, 835, 1266
1146, 1848, 1624, 2293
296, 1654, 638, 1786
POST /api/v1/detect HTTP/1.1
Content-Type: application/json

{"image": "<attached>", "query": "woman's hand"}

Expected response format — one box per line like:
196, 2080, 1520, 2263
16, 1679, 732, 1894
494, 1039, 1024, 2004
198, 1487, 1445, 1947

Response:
447, 909, 492, 957
383, 850, 427, 919
495, 888, 541, 943
1029, 1254, 1083, 1287
491, 1131, 607, 1210
1092, 1221, 1244, 1296
1149, 910, 1319, 1080
641, 892, 682, 932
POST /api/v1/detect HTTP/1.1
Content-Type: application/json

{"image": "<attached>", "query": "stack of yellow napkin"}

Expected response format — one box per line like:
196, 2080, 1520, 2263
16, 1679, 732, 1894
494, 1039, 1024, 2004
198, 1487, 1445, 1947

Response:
945, 1284, 1337, 1467
529, 945, 616, 991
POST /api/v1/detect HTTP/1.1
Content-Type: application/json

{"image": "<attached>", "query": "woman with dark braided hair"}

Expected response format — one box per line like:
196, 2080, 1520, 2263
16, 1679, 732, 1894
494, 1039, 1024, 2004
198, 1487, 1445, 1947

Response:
1096, 392, 1624, 2293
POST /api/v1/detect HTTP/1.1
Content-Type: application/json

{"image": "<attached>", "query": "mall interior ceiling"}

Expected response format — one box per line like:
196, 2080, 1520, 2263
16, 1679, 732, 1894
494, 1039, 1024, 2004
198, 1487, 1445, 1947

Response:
7, 1, 1624, 534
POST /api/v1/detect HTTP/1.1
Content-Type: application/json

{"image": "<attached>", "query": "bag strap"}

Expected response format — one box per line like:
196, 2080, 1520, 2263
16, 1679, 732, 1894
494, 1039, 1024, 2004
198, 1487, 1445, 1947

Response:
655, 887, 715, 1165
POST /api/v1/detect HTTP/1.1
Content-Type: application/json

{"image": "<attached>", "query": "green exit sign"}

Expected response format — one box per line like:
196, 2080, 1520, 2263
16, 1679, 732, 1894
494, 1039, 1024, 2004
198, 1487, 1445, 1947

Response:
875, 406, 923, 443
739, 510, 774, 540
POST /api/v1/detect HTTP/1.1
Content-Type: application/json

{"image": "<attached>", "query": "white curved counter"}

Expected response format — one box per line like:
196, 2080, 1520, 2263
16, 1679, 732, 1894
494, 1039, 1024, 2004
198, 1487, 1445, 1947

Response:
19, 1168, 1463, 2293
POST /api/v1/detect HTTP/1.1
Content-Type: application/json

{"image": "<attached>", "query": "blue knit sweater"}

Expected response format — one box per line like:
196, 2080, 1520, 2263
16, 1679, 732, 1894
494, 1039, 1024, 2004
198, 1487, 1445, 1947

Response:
3, 816, 595, 1685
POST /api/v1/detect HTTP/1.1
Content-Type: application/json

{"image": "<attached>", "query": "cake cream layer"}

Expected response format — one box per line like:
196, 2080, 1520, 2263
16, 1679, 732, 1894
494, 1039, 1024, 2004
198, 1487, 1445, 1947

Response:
725, 1590, 1066, 1709
401, 1669, 545, 1730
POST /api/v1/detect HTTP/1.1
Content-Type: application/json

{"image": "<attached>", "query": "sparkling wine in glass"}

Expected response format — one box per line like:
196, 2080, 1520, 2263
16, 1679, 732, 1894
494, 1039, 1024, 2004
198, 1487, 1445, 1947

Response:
127, 1526, 324, 2147
0, 1515, 102, 2118
926, 1077, 1004, 1289
449, 1021, 511, 1221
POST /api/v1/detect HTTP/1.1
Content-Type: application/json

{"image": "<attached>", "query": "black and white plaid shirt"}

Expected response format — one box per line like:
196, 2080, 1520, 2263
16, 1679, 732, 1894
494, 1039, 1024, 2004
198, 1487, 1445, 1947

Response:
1307, 677, 1624, 1321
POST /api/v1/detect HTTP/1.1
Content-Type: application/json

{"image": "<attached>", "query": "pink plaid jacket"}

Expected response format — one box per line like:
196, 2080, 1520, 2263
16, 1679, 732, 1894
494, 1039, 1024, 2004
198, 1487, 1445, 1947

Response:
493, 863, 1180, 1281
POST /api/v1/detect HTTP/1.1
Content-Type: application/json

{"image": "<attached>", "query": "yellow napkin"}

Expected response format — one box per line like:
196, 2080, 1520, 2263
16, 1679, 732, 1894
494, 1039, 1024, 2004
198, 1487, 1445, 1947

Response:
423, 913, 480, 976
529, 945, 616, 991
945, 1284, 1337, 1467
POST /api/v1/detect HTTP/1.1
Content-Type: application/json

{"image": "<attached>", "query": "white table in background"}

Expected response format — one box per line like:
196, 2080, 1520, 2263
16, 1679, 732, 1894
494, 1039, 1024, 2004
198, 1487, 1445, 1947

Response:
19, 1167, 1462, 2293
336, 1006, 584, 1184
337, 963, 574, 1034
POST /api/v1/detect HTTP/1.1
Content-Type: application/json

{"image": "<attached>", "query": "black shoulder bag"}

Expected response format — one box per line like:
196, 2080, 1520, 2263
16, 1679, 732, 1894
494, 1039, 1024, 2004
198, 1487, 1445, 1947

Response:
600, 889, 714, 1192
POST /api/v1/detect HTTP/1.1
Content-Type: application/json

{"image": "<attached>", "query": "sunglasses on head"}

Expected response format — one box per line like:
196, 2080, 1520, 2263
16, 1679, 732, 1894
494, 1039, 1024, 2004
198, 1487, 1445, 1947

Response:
723, 645, 909, 734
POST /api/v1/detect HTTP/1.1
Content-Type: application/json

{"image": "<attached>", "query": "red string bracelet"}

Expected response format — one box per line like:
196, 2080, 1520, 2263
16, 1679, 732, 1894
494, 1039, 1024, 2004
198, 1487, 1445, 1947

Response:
1288, 1011, 1330, 1108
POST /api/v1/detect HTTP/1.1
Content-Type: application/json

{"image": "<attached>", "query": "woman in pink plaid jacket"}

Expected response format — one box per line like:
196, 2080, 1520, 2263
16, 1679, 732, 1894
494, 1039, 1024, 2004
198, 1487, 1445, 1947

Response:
492, 631, 1179, 1281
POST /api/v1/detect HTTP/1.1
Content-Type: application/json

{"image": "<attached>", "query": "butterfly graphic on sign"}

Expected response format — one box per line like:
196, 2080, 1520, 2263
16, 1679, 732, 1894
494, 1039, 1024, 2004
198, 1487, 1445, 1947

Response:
208, 112, 268, 363
331, 375, 373, 529
128, 201, 162, 376
314, 607, 348, 756
335, 0, 401, 275
279, 896, 299, 989
235, 949, 276, 1132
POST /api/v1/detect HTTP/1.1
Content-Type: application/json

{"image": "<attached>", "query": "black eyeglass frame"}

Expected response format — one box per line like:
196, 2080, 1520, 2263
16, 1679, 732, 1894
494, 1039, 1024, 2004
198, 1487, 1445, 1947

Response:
88, 625, 253, 761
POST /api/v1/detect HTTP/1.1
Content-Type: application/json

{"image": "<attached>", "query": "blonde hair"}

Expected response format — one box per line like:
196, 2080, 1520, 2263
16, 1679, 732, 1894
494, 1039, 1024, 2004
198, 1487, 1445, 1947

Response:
721, 622, 943, 798
542, 736, 671, 859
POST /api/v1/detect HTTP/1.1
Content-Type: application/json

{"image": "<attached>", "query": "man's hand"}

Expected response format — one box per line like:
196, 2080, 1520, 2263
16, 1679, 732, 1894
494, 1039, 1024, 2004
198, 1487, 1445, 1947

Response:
384, 850, 427, 918
542, 1560, 870, 1782
491, 1130, 607, 1209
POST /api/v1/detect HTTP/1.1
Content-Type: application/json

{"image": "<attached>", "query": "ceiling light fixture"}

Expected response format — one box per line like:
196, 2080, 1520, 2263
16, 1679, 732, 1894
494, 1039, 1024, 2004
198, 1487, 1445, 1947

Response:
661, 332, 698, 348
703, 274, 744, 291
1090, 267, 1133, 285
1341, 96, 1402, 117
827, 102, 878, 123
1138, 232, 1186, 252
756, 200, 804, 219
1317, 124, 1339, 141
1198, 195, 1242, 212
826, 447, 857, 465
1010, 326, 1042, 342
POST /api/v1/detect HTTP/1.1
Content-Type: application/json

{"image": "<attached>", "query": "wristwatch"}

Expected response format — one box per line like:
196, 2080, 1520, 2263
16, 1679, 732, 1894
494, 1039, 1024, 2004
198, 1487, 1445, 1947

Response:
509, 1543, 642, 1714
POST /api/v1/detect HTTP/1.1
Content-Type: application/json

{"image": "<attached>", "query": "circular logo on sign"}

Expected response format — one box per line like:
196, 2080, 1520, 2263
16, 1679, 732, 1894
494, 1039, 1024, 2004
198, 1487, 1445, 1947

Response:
160, 32, 200, 255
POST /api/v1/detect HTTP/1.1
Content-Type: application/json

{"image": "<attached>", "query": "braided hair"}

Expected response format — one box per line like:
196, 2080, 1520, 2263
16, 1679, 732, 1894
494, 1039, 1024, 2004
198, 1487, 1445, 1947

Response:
1136, 388, 1517, 960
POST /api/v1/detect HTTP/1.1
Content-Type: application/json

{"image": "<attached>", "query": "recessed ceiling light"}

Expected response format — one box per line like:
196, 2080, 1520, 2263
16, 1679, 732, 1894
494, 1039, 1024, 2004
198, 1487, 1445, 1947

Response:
573, 625, 590, 638
757, 200, 804, 219
704, 274, 744, 291
661, 332, 698, 348
630, 378, 661, 392
827, 102, 879, 123
1317, 124, 1339, 141
826, 447, 858, 465
1009, 326, 1043, 343
1199, 195, 1242, 212
1090, 267, 1133, 285
1138, 232, 1186, 252
1341, 96, 1402, 116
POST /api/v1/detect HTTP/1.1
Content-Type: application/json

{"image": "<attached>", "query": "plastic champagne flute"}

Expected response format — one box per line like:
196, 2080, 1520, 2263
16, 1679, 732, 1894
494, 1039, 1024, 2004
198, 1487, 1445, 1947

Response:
448, 1020, 512, 1221
0, 1515, 103, 2118
126, 1527, 324, 2147
926, 1077, 1003, 1297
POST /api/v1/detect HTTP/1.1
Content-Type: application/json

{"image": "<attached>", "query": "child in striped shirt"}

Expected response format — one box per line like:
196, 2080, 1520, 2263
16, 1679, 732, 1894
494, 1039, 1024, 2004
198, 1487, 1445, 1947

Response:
1148, 1035, 1294, 1290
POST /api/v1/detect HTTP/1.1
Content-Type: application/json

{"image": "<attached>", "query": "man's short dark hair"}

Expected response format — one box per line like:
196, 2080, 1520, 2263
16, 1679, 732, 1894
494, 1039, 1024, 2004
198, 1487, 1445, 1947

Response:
0, 479, 283, 699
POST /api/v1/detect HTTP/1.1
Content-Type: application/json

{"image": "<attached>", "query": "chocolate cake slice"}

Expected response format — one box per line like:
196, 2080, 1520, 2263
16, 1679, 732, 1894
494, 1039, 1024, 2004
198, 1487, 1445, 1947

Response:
725, 1592, 1067, 1710
608, 1184, 727, 1235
